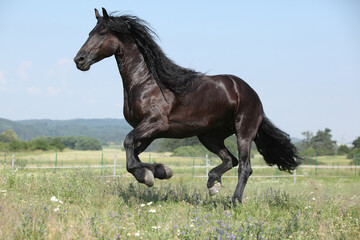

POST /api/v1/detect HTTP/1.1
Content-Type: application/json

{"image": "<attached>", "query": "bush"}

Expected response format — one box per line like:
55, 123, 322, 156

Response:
337, 145, 350, 155
299, 147, 316, 158
75, 136, 102, 150
31, 138, 50, 151
347, 148, 360, 160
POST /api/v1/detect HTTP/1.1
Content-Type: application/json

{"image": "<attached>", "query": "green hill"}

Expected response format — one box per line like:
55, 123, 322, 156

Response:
0, 118, 132, 144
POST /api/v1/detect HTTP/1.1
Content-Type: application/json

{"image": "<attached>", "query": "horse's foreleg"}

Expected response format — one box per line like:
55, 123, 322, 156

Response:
124, 119, 171, 187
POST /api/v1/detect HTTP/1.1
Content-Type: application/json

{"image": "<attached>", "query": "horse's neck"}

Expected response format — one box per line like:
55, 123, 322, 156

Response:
115, 43, 152, 91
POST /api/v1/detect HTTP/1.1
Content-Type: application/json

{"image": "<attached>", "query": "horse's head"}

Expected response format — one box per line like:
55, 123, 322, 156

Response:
74, 8, 120, 71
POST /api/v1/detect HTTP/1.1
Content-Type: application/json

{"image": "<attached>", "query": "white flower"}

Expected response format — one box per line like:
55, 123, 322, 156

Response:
59, 200, 63, 204
127, 233, 131, 236
147, 201, 153, 206
50, 196, 59, 203
54, 206, 60, 212
134, 232, 140, 236
140, 204, 145, 207
312, 197, 316, 201
149, 209, 156, 213
190, 224, 194, 228
151, 226, 158, 230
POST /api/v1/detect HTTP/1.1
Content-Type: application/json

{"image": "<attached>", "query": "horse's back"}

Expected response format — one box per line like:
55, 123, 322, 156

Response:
166, 74, 262, 137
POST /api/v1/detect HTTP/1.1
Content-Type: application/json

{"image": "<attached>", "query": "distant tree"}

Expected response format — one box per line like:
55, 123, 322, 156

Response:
50, 138, 65, 151
337, 145, 350, 155
0, 129, 18, 142
60, 136, 78, 149
311, 128, 336, 156
31, 137, 50, 151
9, 140, 29, 152
299, 131, 313, 151
75, 136, 102, 150
347, 137, 360, 159
352, 137, 360, 149
158, 139, 182, 152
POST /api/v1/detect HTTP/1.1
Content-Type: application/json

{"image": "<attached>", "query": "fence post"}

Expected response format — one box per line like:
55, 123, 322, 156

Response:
3, 153, 6, 170
54, 153, 58, 173
101, 152, 104, 175
113, 152, 117, 179
12, 154, 15, 170
206, 154, 209, 181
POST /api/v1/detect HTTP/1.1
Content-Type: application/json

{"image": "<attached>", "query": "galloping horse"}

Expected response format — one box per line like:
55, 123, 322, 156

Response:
74, 8, 301, 206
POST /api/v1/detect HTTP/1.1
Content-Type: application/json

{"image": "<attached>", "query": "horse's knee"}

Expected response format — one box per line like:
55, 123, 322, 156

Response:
124, 134, 135, 150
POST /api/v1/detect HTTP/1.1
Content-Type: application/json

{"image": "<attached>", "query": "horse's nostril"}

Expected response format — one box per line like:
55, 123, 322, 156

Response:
74, 56, 85, 64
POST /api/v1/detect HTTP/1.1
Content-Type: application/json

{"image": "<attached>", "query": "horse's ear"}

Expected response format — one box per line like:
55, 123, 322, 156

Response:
95, 8, 101, 20
102, 8, 109, 20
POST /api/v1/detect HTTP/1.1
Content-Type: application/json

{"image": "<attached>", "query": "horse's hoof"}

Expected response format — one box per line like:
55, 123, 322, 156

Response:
209, 182, 221, 196
162, 165, 173, 179
144, 169, 154, 187
153, 164, 173, 179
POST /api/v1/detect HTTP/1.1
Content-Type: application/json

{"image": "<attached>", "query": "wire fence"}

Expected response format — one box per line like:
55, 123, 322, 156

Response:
2, 151, 359, 181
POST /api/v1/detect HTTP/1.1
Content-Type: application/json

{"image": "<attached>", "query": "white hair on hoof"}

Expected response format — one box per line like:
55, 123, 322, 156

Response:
144, 169, 154, 187
209, 182, 221, 196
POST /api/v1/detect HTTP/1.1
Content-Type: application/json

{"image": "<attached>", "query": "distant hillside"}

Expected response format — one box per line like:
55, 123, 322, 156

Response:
0, 118, 132, 143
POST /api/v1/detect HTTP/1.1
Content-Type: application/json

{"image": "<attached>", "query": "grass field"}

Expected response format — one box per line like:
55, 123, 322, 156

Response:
0, 150, 359, 239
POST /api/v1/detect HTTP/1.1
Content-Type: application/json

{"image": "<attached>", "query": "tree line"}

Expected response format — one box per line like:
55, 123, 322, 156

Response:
295, 128, 359, 159
156, 128, 359, 160
0, 129, 102, 152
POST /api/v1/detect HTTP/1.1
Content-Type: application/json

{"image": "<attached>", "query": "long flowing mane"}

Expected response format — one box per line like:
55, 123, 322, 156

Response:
101, 14, 203, 95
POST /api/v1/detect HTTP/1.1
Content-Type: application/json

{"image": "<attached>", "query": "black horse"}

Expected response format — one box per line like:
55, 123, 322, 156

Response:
74, 8, 301, 206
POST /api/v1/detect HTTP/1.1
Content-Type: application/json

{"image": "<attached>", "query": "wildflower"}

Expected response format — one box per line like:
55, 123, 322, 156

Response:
312, 197, 316, 201
190, 224, 194, 228
147, 202, 153, 206
50, 196, 59, 203
149, 209, 156, 213
59, 200, 63, 204
151, 226, 158, 230
134, 232, 140, 236
54, 206, 60, 212
140, 204, 145, 207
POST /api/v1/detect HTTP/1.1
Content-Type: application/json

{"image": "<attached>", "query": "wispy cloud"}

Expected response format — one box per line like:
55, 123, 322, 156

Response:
27, 87, 41, 95
47, 86, 61, 96
0, 70, 7, 91
18, 61, 33, 79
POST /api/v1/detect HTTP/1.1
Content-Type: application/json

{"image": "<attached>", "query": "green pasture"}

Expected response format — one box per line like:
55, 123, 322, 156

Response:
0, 167, 359, 239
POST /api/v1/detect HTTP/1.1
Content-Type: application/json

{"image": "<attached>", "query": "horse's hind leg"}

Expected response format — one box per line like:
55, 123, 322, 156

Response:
198, 134, 238, 196
232, 115, 262, 206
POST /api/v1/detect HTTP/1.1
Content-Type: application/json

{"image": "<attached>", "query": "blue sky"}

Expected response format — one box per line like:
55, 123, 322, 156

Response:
0, 0, 359, 143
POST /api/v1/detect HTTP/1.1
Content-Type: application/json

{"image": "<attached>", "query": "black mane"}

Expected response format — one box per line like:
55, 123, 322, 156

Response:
100, 14, 203, 95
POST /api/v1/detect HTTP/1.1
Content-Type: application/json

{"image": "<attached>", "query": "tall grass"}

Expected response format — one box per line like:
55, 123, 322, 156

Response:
0, 168, 359, 239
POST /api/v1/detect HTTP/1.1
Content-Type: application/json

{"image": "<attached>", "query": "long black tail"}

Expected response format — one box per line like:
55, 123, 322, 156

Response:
254, 116, 301, 173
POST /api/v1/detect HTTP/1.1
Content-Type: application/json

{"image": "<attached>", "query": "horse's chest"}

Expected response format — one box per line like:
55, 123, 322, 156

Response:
123, 89, 152, 126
